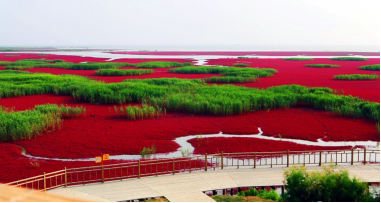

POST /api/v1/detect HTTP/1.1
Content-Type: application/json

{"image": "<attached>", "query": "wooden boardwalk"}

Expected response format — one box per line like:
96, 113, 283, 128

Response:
49, 164, 380, 202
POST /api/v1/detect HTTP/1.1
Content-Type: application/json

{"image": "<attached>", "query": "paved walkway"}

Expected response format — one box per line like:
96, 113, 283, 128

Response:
49, 164, 380, 202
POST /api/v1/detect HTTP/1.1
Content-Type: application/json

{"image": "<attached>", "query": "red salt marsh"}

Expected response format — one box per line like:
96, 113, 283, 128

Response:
207, 58, 380, 102
188, 137, 353, 155
0, 53, 379, 184
0, 94, 377, 160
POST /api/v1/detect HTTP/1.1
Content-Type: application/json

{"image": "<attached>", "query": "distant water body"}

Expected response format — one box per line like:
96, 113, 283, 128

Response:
57, 45, 380, 52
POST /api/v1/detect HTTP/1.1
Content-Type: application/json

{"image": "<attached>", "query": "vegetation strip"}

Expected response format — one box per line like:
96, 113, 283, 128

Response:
330, 57, 368, 61
0, 71, 379, 123
0, 104, 86, 141
359, 64, 380, 71
334, 74, 380, 80
95, 69, 154, 76
0, 59, 193, 70
305, 64, 340, 68
169, 66, 277, 77
284, 58, 313, 61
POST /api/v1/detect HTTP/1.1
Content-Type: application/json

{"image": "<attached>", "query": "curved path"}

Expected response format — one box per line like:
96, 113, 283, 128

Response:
49, 164, 380, 202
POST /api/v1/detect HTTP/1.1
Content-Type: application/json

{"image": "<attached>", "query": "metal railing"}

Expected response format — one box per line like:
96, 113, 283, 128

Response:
5, 148, 379, 191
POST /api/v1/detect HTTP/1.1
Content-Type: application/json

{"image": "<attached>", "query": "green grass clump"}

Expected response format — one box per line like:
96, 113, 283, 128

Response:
0, 71, 379, 122
284, 58, 313, 61
334, 74, 380, 80
169, 66, 277, 77
330, 57, 368, 61
359, 64, 380, 71
140, 144, 157, 157
0, 104, 86, 141
205, 76, 257, 83
233, 63, 250, 67
305, 64, 340, 68
95, 69, 154, 76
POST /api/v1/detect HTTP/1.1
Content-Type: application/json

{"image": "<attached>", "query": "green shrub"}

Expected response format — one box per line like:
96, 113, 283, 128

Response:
284, 58, 313, 61
283, 165, 379, 202
330, 57, 368, 61
212, 195, 245, 202
0, 104, 86, 141
305, 64, 340, 68
233, 63, 249, 67
95, 69, 154, 76
334, 74, 380, 80
359, 64, 380, 71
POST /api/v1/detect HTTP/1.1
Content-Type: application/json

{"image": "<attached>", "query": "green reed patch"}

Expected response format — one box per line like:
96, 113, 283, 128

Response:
233, 63, 249, 67
169, 66, 277, 77
334, 74, 380, 80
114, 104, 163, 120
2, 55, 20, 57
284, 58, 314, 61
0, 104, 86, 141
204, 76, 257, 83
359, 64, 380, 71
95, 69, 154, 76
330, 57, 368, 61
305, 64, 341, 68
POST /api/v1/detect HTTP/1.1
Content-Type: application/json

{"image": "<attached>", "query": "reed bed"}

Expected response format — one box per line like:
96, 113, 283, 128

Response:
305, 64, 341, 68
233, 63, 249, 67
0, 104, 86, 141
114, 104, 162, 120
168, 66, 277, 77
330, 57, 368, 61
0, 59, 193, 70
204, 76, 257, 83
334, 74, 380, 80
2, 55, 20, 57
0, 71, 379, 122
95, 69, 154, 76
237, 57, 258, 59
359, 64, 380, 71
284, 58, 314, 61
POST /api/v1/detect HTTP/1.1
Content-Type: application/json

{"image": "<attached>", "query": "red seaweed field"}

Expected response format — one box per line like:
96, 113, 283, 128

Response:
0, 52, 379, 183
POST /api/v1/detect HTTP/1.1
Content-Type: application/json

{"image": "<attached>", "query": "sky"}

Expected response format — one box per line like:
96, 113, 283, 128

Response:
0, 0, 379, 50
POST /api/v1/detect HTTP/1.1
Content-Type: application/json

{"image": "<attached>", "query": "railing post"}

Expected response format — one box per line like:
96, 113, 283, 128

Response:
254, 153, 256, 168
205, 153, 208, 171
64, 167, 67, 187
364, 148, 366, 165
101, 165, 104, 183
43, 172, 46, 192
286, 150, 289, 167
351, 149, 354, 165
172, 159, 175, 175
221, 152, 224, 169
319, 151, 322, 166
138, 160, 141, 179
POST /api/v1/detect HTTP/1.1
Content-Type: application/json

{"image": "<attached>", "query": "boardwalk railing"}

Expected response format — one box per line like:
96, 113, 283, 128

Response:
5, 149, 379, 191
